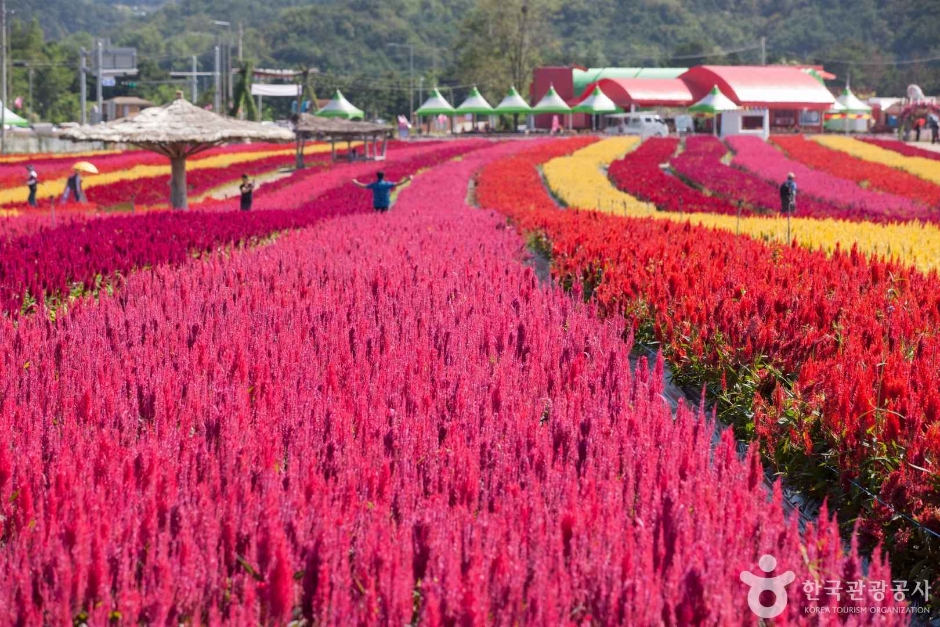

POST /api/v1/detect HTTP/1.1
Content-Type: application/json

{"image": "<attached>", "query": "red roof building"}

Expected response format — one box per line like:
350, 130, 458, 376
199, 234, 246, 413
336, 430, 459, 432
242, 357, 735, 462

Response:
576, 78, 695, 109
681, 66, 836, 109
529, 64, 837, 131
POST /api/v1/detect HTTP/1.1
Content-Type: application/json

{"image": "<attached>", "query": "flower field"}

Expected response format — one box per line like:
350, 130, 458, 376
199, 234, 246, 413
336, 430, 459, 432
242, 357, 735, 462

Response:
5, 134, 940, 622
542, 137, 940, 273
773, 135, 940, 209
728, 136, 931, 222
0, 142, 347, 207
861, 137, 940, 162
815, 136, 940, 186
608, 138, 749, 215
481, 136, 940, 592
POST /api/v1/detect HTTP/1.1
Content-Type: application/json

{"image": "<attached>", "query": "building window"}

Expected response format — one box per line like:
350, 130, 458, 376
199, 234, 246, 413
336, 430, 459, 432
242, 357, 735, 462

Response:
771, 110, 796, 126
799, 110, 821, 125
741, 115, 764, 131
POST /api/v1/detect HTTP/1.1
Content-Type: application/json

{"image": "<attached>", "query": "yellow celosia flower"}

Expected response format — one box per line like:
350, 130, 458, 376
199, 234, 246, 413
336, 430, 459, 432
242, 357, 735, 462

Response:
814, 136, 940, 185
0, 149, 122, 164
545, 138, 940, 274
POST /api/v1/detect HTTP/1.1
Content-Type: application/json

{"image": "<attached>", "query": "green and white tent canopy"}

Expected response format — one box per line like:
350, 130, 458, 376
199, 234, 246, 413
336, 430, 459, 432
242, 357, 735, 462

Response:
533, 84, 571, 114
0, 104, 28, 127
836, 86, 871, 114
456, 86, 494, 115
573, 86, 619, 114
688, 85, 739, 115
416, 88, 455, 116
494, 86, 532, 115
315, 90, 365, 120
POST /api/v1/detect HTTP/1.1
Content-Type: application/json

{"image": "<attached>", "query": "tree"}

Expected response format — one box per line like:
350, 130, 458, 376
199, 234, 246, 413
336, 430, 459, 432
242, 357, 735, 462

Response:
230, 61, 258, 120
455, 0, 561, 103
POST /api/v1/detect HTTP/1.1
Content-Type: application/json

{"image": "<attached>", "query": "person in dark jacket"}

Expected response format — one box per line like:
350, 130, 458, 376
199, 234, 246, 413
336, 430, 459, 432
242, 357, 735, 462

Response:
26, 165, 38, 207
779, 173, 797, 213
62, 172, 86, 204
239, 174, 254, 211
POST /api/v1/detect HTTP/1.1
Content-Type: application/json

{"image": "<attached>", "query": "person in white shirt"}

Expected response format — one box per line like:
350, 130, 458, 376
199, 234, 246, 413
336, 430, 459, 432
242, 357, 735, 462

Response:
26, 165, 38, 207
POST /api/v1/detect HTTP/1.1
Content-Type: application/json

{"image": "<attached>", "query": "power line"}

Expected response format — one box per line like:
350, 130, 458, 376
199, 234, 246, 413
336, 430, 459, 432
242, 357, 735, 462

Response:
661, 41, 765, 61
781, 51, 940, 67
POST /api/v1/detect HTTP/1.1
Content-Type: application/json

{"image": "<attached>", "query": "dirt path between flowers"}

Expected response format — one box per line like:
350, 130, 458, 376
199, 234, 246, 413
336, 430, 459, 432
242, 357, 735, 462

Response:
195, 168, 294, 202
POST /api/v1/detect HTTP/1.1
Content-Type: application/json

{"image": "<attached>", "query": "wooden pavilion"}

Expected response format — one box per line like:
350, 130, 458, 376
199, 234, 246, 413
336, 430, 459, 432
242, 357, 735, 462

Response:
292, 114, 392, 168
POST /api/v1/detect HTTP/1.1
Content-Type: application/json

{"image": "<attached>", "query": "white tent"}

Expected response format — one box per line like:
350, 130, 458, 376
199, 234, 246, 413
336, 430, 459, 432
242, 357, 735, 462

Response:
689, 85, 740, 137
416, 88, 456, 117
573, 86, 618, 131
456, 86, 494, 115
533, 84, 571, 113
494, 86, 532, 114
0, 103, 28, 128
316, 90, 365, 120
827, 87, 871, 133
837, 87, 872, 113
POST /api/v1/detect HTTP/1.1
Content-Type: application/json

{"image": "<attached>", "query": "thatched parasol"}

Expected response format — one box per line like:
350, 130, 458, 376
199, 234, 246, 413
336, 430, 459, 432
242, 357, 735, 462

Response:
59, 92, 293, 209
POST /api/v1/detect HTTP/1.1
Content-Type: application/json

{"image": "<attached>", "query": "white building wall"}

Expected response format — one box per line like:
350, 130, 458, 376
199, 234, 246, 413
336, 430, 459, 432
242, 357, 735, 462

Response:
720, 109, 770, 140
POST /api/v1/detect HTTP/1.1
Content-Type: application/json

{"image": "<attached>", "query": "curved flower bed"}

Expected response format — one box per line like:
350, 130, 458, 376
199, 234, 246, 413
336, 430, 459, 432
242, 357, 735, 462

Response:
774, 135, 940, 208
544, 138, 940, 274
0, 139, 902, 624
0, 143, 343, 206
83, 153, 332, 207
671, 136, 781, 211
815, 136, 940, 186
608, 138, 751, 216
0, 143, 298, 189
860, 137, 940, 162
541, 137, 653, 215
728, 136, 931, 222
0, 143, 480, 313
481, 138, 940, 583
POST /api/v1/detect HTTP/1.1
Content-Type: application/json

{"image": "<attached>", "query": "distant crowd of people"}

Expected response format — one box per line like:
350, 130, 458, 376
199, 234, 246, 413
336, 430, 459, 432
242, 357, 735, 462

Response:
902, 114, 940, 144
23, 164, 86, 207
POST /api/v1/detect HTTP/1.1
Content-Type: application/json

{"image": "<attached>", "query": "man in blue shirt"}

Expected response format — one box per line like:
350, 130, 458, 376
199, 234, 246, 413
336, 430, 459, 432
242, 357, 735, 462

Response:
353, 171, 413, 212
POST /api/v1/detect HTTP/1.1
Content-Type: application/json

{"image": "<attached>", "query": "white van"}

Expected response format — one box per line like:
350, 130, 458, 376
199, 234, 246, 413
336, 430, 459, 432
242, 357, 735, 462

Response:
605, 113, 669, 138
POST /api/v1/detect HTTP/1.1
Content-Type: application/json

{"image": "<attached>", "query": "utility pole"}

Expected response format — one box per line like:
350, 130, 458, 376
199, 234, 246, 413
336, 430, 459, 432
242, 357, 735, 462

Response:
227, 31, 233, 110
238, 23, 243, 61
1, 0, 7, 154
191, 55, 198, 102
213, 44, 221, 113
217, 36, 225, 112
96, 40, 104, 124
27, 64, 32, 115
409, 45, 413, 124
170, 64, 213, 102
212, 21, 232, 115
760, 37, 766, 66
80, 47, 87, 125
387, 43, 414, 123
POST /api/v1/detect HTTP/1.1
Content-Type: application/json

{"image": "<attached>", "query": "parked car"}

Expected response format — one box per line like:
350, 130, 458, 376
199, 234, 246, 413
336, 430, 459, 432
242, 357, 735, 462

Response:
605, 113, 669, 138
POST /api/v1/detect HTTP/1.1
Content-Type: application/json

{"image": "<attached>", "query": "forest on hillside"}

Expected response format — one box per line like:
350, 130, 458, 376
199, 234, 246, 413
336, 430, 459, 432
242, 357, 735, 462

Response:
6, 0, 940, 123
